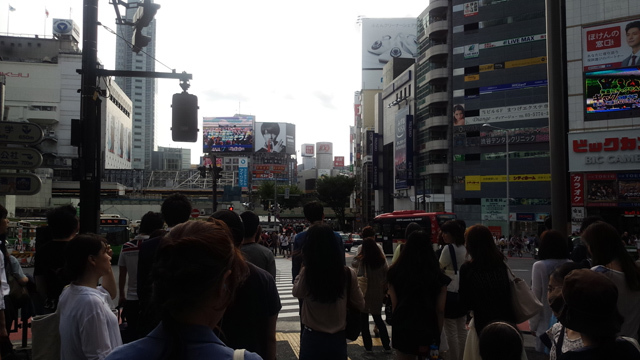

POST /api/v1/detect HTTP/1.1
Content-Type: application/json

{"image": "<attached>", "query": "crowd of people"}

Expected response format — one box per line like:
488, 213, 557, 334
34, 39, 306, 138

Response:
1, 199, 640, 360
259, 229, 295, 258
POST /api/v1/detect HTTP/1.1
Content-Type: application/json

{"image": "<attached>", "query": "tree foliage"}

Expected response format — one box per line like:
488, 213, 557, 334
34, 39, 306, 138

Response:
256, 181, 302, 211
316, 175, 356, 231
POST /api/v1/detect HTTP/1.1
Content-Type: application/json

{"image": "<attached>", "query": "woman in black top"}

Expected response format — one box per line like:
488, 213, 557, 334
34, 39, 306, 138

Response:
459, 225, 517, 358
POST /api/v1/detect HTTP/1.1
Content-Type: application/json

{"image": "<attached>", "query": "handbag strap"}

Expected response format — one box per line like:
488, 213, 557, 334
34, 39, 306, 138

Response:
505, 264, 518, 281
556, 325, 565, 359
345, 267, 351, 304
233, 349, 245, 360
358, 261, 367, 277
447, 244, 458, 274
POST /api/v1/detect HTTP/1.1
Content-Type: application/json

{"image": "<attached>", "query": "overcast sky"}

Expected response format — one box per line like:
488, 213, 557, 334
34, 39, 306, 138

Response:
3, 0, 426, 165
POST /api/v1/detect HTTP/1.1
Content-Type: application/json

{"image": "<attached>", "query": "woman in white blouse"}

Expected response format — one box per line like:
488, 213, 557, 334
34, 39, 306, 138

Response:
58, 234, 121, 360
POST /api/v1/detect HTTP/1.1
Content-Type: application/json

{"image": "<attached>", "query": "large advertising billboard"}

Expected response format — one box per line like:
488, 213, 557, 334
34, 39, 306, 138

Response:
394, 111, 414, 190
582, 19, 640, 71
203, 116, 255, 154
584, 67, 640, 121
361, 18, 418, 89
254, 122, 295, 154
301, 144, 314, 157
569, 129, 640, 172
317, 142, 333, 155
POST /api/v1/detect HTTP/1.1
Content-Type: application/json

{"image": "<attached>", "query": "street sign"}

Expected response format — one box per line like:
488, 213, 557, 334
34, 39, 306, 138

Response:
0, 146, 43, 169
191, 208, 200, 218
0, 122, 44, 145
0, 173, 42, 195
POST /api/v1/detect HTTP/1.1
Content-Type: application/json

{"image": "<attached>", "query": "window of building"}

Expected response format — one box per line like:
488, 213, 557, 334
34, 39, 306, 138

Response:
28, 105, 57, 111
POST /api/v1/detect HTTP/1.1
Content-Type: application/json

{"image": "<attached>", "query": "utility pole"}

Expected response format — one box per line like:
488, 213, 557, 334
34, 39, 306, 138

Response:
212, 154, 218, 212
546, 0, 569, 236
79, 0, 101, 234
78, 0, 193, 233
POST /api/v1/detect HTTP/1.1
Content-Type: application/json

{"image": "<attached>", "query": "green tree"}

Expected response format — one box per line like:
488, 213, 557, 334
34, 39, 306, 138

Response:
316, 175, 356, 231
256, 181, 302, 211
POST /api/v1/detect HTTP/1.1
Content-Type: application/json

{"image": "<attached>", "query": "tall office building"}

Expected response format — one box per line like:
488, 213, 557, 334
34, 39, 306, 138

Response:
115, 0, 158, 170
416, 3, 451, 206
450, 0, 550, 237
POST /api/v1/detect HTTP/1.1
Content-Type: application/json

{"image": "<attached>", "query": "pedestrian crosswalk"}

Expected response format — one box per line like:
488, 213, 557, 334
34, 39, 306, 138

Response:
276, 266, 300, 320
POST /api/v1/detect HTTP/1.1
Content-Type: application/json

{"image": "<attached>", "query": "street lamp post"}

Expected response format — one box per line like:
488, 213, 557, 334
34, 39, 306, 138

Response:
483, 124, 510, 237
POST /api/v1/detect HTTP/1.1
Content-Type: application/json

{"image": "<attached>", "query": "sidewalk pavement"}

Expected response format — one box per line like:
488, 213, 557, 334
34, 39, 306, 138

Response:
8, 331, 547, 360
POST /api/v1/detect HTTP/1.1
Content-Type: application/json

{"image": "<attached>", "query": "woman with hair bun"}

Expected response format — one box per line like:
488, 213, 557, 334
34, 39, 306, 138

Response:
106, 219, 257, 360
58, 234, 121, 359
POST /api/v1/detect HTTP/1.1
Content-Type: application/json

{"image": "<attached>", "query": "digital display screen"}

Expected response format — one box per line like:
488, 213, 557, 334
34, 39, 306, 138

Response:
585, 67, 640, 120
202, 116, 255, 153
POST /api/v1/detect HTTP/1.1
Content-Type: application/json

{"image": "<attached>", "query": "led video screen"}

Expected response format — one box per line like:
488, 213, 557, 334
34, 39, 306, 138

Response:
585, 67, 640, 121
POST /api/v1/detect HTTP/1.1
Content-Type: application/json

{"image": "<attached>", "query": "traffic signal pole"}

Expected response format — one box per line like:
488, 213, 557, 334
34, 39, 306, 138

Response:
212, 154, 218, 212
78, 0, 193, 233
79, 0, 101, 234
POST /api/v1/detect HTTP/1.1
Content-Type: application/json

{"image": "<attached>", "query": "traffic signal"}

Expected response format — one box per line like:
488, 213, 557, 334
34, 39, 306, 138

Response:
171, 92, 199, 142
131, 0, 160, 53
213, 166, 223, 180
197, 166, 207, 178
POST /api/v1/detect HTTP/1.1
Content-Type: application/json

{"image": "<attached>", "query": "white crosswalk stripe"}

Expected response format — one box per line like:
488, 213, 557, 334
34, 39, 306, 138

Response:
276, 268, 300, 319
274, 265, 390, 323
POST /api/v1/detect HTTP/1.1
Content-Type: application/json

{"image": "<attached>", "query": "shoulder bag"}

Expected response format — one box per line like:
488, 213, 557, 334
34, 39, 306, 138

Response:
507, 265, 543, 323
444, 244, 466, 318
345, 267, 361, 341
233, 349, 246, 360
357, 262, 368, 297
384, 294, 393, 325
5, 264, 29, 307
32, 308, 61, 360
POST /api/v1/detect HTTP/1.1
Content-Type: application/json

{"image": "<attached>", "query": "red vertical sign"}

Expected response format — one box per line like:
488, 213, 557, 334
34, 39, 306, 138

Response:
571, 173, 584, 206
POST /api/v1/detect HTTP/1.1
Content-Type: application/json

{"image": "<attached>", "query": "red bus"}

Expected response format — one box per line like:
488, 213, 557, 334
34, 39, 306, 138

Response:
373, 210, 457, 254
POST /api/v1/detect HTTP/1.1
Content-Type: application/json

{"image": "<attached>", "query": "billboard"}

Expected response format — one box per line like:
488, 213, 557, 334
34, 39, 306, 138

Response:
254, 122, 294, 154
569, 129, 640, 172
317, 142, 333, 155
286, 123, 296, 155
584, 67, 640, 121
104, 86, 132, 169
301, 144, 314, 157
453, 104, 465, 126
394, 111, 414, 190
203, 116, 255, 154
582, 19, 640, 71
361, 18, 418, 89
334, 156, 345, 167
238, 157, 248, 189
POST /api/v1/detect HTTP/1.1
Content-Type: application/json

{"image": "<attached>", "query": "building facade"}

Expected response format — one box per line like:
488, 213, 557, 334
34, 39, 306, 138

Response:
449, 0, 551, 237
115, 0, 158, 170
1, 29, 132, 211
565, 1, 640, 234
